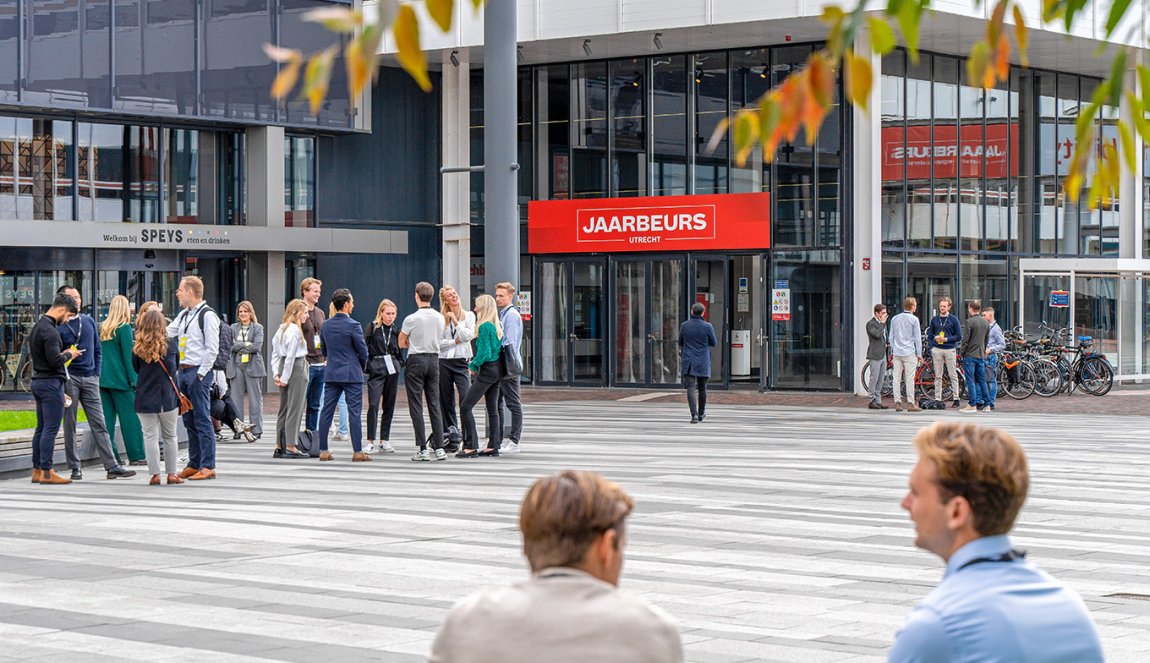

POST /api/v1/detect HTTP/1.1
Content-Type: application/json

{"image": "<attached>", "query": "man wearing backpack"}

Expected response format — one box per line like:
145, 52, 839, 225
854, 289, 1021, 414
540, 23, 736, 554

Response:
167, 275, 221, 481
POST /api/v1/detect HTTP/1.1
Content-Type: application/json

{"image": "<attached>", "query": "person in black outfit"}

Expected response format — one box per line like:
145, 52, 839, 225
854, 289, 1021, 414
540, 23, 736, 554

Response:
29, 293, 83, 485
365, 298, 402, 455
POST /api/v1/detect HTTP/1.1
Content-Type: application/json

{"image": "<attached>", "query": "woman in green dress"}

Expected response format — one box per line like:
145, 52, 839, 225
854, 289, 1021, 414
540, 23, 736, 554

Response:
100, 295, 145, 464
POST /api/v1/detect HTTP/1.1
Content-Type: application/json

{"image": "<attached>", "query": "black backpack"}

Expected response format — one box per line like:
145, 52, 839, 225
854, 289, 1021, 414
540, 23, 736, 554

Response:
196, 306, 233, 371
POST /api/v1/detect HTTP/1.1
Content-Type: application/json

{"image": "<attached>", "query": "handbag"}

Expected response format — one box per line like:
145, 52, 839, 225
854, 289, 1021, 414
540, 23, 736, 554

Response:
159, 360, 193, 415
500, 345, 523, 378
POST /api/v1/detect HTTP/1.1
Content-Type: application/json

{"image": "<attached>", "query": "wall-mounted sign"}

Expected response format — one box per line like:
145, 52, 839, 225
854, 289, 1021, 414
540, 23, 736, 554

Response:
772, 285, 791, 321
1049, 290, 1070, 308
517, 291, 532, 321
527, 193, 770, 254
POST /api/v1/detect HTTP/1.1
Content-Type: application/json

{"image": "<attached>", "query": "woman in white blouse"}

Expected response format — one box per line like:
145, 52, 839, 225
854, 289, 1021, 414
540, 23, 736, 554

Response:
438, 285, 476, 452
271, 298, 310, 458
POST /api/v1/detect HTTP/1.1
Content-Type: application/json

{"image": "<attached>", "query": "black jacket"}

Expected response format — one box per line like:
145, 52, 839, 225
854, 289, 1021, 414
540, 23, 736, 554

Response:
132, 339, 181, 413
365, 322, 403, 376
30, 315, 69, 380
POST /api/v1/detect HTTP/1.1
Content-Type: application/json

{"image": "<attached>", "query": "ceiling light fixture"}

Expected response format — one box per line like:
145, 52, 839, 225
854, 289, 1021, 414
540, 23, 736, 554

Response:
653, 33, 664, 51
517, 45, 525, 63
450, 50, 460, 67
583, 39, 593, 57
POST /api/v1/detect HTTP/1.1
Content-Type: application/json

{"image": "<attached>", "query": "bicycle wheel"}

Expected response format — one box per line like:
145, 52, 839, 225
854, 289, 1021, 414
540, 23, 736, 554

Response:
1031, 359, 1062, 397
17, 360, 32, 392
861, 362, 889, 399
1078, 357, 1114, 396
916, 361, 935, 400
1001, 362, 1035, 400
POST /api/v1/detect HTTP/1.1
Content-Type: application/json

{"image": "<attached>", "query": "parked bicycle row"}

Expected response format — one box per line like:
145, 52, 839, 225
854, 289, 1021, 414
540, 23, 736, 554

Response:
862, 297, 1115, 412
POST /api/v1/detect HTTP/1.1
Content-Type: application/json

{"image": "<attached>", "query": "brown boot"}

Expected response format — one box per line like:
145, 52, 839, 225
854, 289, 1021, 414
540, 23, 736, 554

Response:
352, 452, 372, 462
166, 473, 185, 485
31, 468, 43, 484
907, 402, 922, 412
319, 451, 334, 461
178, 466, 199, 479
188, 468, 216, 481
40, 470, 73, 485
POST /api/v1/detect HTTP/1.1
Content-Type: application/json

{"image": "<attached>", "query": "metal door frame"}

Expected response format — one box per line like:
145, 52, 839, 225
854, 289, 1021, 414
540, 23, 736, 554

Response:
688, 254, 730, 390
533, 256, 608, 387
609, 254, 687, 388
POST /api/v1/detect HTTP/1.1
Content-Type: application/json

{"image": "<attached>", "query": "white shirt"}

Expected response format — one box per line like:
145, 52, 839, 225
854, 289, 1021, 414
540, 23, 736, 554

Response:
401, 307, 446, 354
270, 324, 307, 383
166, 301, 220, 377
439, 310, 477, 360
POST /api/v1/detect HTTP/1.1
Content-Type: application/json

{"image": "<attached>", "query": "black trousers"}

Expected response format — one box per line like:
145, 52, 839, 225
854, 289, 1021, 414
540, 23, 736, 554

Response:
404, 354, 443, 450
460, 362, 504, 450
438, 357, 471, 435
498, 372, 523, 443
365, 369, 399, 441
684, 376, 708, 418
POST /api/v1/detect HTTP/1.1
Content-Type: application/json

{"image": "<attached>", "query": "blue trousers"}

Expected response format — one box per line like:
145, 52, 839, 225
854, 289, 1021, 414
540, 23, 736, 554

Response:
305, 364, 325, 431
179, 368, 216, 469
985, 353, 998, 408
31, 377, 65, 470
318, 381, 362, 453
962, 357, 988, 408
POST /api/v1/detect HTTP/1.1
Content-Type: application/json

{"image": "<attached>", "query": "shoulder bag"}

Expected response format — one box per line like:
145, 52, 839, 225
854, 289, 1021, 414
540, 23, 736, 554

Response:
159, 360, 193, 415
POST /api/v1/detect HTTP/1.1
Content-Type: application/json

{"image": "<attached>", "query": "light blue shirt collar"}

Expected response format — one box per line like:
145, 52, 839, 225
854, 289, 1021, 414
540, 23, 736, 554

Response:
943, 534, 1013, 580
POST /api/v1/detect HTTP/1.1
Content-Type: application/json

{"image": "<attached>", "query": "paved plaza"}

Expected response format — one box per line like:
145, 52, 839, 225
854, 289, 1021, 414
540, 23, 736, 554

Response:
0, 400, 1148, 662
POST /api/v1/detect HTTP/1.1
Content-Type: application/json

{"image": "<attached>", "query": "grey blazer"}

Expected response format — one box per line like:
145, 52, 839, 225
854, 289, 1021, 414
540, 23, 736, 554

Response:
866, 317, 888, 361
227, 322, 266, 379
429, 567, 683, 663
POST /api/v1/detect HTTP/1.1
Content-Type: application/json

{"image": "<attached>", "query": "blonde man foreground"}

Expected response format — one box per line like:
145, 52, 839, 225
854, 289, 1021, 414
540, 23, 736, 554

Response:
429, 470, 683, 663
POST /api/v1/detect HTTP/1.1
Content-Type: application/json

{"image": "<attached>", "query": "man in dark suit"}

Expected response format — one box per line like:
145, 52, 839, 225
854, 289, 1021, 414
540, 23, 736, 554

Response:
679, 302, 717, 424
866, 304, 890, 409
316, 288, 370, 462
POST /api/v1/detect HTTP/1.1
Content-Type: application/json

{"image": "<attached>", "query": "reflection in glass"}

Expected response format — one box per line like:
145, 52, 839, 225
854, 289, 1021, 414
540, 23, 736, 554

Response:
0, 5, 17, 102
958, 80, 983, 251
165, 129, 199, 223
284, 136, 315, 227
127, 126, 161, 223
906, 54, 932, 248
202, 0, 276, 121
933, 57, 959, 250
650, 260, 683, 384
611, 59, 646, 197
1056, 74, 1079, 254
114, 0, 196, 114
651, 55, 687, 196
572, 62, 608, 198
0, 117, 73, 220
614, 260, 646, 383
572, 262, 604, 382
774, 46, 814, 246
960, 255, 1008, 325
539, 261, 568, 383
729, 49, 770, 194
881, 52, 906, 247
907, 252, 957, 321
694, 52, 729, 195
536, 65, 571, 200
772, 249, 841, 389
27, 0, 111, 108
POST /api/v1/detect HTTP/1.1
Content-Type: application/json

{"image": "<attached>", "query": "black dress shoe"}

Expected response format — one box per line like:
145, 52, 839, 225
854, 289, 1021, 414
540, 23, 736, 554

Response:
455, 450, 478, 458
868, 402, 883, 410
690, 417, 698, 424
107, 467, 137, 479
698, 413, 705, 421
477, 448, 500, 457
443, 444, 460, 454
273, 448, 285, 459
70, 469, 83, 481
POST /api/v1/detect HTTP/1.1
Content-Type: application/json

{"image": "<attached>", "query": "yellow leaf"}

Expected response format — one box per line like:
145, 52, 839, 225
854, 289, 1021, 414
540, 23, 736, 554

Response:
1012, 5, 1029, 67
845, 51, 872, 111
703, 116, 730, 156
868, 17, 896, 55
967, 41, 990, 89
394, 5, 432, 92
263, 44, 301, 64
271, 58, 302, 100
1118, 121, 1136, 171
303, 6, 362, 33
470, 0, 484, 10
758, 95, 781, 145
427, 0, 454, 32
345, 24, 384, 98
733, 111, 760, 166
302, 46, 337, 116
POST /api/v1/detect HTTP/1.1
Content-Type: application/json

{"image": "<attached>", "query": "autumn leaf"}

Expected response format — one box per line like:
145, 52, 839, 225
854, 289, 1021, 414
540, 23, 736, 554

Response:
1012, 5, 1029, 67
967, 41, 990, 88
733, 111, 760, 166
471, 0, 483, 9
845, 50, 873, 111
427, 0, 454, 32
302, 45, 338, 115
303, 6, 361, 33
393, 4, 432, 92
1117, 122, 1136, 171
271, 59, 302, 100
263, 44, 301, 63
993, 33, 1010, 83
868, 16, 896, 55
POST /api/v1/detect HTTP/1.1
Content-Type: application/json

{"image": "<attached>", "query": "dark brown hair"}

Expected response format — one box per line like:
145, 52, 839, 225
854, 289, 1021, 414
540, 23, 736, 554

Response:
519, 471, 634, 572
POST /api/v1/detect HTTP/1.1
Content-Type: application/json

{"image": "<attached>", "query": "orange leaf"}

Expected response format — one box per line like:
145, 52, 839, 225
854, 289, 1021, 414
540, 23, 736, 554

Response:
393, 5, 431, 92
1012, 5, 1029, 67
271, 59, 302, 100
302, 46, 337, 116
993, 33, 1010, 83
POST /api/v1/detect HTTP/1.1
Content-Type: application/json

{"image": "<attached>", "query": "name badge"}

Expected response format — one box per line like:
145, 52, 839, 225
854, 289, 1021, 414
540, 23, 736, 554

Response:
315, 337, 321, 349
241, 354, 250, 364
384, 355, 396, 375
178, 336, 188, 362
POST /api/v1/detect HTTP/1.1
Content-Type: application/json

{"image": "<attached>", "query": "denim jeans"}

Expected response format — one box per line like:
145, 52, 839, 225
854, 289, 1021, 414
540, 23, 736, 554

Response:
179, 368, 215, 469
31, 377, 65, 470
962, 357, 988, 408
984, 353, 998, 407
305, 364, 326, 431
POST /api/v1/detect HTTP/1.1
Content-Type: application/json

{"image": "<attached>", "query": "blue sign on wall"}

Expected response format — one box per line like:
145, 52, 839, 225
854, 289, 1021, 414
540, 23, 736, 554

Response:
1049, 290, 1070, 308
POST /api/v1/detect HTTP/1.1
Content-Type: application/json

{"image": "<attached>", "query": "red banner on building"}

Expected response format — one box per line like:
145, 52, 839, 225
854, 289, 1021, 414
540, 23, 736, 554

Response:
882, 123, 1018, 181
528, 192, 770, 254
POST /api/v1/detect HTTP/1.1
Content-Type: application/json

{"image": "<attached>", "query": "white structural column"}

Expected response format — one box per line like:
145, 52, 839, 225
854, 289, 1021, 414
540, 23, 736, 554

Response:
441, 52, 472, 297
1118, 61, 1145, 378
245, 126, 286, 390
852, 32, 883, 395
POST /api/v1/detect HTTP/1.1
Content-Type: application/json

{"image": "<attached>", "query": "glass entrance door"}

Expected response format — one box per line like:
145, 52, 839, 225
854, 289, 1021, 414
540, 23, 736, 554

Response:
692, 257, 727, 388
770, 249, 843, 389
614, 257, 684, 386
537, 258, 606, 385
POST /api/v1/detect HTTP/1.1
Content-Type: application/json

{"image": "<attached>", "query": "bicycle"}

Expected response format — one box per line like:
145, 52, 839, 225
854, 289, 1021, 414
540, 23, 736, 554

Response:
1043, 332, 1114, 396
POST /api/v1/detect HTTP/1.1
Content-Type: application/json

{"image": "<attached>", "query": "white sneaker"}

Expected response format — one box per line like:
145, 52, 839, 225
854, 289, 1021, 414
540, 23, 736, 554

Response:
434, 447, 448, 461
378, 441, 396, 454
364, 442, 377, 455
333, 432, 349, 442
500, 442, 521, 454
411, 449, 431, 462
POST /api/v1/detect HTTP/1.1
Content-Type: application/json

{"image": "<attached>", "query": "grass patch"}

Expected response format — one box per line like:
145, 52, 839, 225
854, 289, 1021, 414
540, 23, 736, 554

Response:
0, 409, 87, 433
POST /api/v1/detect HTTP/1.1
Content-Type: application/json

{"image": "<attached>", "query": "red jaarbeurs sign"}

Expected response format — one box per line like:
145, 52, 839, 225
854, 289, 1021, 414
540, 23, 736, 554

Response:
882, 123, 1019, 181
528, 192, 770, 254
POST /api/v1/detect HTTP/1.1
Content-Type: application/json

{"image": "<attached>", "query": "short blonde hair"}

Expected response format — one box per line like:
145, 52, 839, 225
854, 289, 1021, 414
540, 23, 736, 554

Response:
300, 277, 322, 297
181, 275, 204, 299
913, 422, 1029, 536
496, 281, 516, 296
519, 471, 634, 573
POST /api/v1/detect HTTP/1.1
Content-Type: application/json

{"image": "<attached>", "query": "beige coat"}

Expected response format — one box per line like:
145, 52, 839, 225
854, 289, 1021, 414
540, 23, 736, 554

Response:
429, 567, 683, 663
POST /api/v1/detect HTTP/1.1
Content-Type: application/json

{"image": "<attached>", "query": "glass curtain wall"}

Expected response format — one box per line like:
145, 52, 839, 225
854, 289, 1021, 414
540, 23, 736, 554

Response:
284, 135, 315, 227
651, 55, 688, 196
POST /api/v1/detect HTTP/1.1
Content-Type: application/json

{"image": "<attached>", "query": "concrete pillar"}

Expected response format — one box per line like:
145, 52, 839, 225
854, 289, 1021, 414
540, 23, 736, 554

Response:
245, 126, 286, 391
442, 52, 472, 299
1118, 60, 1145, 380
852, 33, 883, 396
483, 0, 519, 294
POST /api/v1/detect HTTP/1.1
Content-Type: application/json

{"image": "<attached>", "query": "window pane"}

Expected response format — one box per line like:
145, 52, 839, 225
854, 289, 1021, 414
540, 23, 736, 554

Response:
958, 80, 983, 251
280, 0, 351, 128
729, 48, 770, 194
774, 45, 814, 246
518, 70, 533, 218
932, 57, 959, 250
571, 62, 608, 198
1011, 69, 1031, 254
0, 4, 17, 102
881, 52, 906, 248
126, 126, 160, 222
536, 65, 571, 200
115, 0, 196, 114
1036, 71, 1057, 253
906, 54, 931, 248
203, 0, 276, 121
27, 0, 111, 108
469, 70, 483, 223
284, 135, 315, 227
651, 55, 687, 196
907, 252, 957, 322
0, 117, 72, 220
611, 58, 646, 197
164, 128, 199, 223
77, 122, 123, 222
986, 76, 1012, 251
1056, 74, 1078, 254
694, 51, 729, 194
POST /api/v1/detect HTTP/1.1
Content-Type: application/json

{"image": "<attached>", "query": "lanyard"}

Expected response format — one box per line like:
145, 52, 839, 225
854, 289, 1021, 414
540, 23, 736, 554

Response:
239, 325, 249, 343
178, 303, 205, 337
956, 548, 1026, 572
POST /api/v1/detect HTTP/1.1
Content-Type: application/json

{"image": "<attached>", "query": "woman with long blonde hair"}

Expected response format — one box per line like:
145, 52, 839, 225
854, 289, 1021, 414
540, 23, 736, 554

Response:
457, 294, 504, 458
99, 295, 145, 465
227, 300, 265, 440
270, 299, 310, 458
131, 309, 183, 485
364, 298, 401, 454
437, 285, 476, 451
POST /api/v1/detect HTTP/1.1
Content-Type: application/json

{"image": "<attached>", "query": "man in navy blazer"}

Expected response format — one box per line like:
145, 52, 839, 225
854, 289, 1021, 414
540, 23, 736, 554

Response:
679, 302, 717, 424
317, 288, 370, 461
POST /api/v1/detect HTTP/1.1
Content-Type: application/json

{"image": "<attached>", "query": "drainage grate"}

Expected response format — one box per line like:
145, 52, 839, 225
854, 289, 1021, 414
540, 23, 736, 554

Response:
1104, 593, 1150, 601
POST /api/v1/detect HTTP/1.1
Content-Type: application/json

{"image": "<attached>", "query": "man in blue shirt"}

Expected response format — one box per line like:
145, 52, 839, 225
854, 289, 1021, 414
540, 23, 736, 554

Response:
888, 297, 922, 413
495, 282, 523, 454
891, 422, 1103, 663
982, 307, 1006, 412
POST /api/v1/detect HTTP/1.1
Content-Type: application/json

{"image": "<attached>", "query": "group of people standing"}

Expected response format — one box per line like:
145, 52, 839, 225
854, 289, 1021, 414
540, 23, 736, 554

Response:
867, 296, 1006, 412
269, 278, 525, 463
